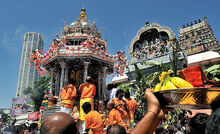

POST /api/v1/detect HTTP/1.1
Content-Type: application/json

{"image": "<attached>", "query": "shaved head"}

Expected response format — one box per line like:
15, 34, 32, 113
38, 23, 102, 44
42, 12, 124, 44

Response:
107, 124, 127, 134
107, 100, 115, 109
40, 112, 77, 134
86, 76, 92, 83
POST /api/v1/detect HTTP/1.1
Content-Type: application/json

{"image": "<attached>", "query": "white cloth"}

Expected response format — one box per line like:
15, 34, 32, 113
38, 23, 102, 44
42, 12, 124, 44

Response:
176, 131, 184, 134
78, 120, 86, 134
107, 88, 118, 101
60, 105, 72, 115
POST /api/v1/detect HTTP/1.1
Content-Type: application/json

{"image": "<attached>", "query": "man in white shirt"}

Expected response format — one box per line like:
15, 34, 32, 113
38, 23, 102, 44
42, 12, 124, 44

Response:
107, 84, 118, 102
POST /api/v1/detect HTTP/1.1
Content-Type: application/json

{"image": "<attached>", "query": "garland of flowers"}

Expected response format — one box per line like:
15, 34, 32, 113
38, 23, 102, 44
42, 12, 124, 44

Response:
28, 34, 127, 77
40, 83, 50, 110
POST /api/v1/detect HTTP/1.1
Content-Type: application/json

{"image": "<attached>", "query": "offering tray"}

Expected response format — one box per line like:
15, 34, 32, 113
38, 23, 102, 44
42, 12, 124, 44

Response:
153, 87, 220, 109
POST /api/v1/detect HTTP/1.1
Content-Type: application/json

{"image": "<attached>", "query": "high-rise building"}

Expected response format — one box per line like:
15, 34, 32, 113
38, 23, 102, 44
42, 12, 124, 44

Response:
16, 32, 44, 99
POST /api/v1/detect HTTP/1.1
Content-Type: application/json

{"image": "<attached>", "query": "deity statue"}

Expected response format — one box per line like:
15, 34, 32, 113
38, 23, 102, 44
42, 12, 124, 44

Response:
146, 40, 149, 46
155, 38, 160, 44
76, 23, 80, 33
166, 44, 171, 52
151, 41, 154, 45
145, 21, 150, 27
143, 40, 149, 48
63, 22, 70, 35
87, 26, 91, 35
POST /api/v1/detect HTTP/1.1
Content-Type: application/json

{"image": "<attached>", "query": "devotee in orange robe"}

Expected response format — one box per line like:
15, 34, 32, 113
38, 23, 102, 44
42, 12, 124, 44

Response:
60, 78, 77, 115
79, 76, 96, 120
82, 102, 104, 134
124, 91, 138, 128
107, 100, 123, 126
78, 76, 96, 134
124, 91, 138, 120
112, 90, 128, 120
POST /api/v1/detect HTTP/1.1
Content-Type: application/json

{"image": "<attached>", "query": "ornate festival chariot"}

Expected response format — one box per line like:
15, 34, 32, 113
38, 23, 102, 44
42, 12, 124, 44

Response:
28, 7, 127, 99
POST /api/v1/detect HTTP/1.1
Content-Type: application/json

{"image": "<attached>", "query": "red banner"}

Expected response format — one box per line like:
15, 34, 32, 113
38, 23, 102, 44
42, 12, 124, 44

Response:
28, 112, 39, 120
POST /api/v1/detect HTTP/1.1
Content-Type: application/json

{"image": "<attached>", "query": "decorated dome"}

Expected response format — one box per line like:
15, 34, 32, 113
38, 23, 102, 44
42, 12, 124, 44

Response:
28, 7, 128, 78
62, 7, 102, 39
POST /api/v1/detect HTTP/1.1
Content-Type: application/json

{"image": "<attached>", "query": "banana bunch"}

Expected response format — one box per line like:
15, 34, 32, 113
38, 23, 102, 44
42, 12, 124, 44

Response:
154, 71, 193, 92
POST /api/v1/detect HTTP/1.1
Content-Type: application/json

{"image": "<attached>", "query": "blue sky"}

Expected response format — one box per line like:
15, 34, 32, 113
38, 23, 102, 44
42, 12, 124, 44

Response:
0, 0, 220, 108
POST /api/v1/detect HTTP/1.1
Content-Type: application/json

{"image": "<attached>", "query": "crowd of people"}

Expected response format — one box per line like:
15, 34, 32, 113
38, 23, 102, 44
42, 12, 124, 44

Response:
57, 76, 139, 133
39, 76, 220, 134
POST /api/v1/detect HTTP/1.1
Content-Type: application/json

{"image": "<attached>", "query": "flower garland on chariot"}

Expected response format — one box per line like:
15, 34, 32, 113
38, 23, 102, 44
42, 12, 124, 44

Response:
28, 34, 127, 78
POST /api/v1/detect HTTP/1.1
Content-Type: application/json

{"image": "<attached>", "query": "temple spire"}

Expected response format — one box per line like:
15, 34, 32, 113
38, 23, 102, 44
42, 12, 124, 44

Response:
79, 6, 87, 21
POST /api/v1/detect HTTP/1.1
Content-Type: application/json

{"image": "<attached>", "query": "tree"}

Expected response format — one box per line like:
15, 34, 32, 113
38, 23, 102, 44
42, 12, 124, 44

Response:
31, 76, 50, 111
2, 113, 11, 123
132, 61, 192, 124
121, 61, 170, 120
23, 87, 32, 95
117, 83, 134, 92
134, 63, 143, 84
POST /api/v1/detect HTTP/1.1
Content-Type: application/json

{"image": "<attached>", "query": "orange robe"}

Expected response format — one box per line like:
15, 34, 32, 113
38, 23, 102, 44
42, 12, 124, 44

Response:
79, 82, 96, 99
108, 108, 123, 125
60, 84, 77, 108
85, 111, 104, 134
125, 98, 138, 120
79, 82, 96, 120
112, 98, 128, 120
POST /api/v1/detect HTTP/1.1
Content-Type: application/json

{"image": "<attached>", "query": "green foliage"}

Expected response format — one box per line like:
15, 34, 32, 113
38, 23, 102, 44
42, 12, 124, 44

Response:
117, 82, 134, 92
167, 109, 190, 125
132, 53, 183, 122
31, 76, 50, 111
130, 61, 170, 119
135, 72, 160, 113
134, 61, 169, 100
168, 109, 181, 124
142, 61, 170, 72
134, 63, 143, 84
23, 87, 32, 95
204, 65, 220, 82
2, 113, 11, 123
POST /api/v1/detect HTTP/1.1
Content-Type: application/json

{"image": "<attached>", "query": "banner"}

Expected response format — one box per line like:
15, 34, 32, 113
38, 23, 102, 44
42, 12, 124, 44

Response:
28, 112, 40, 120
11, 98, 27, 117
